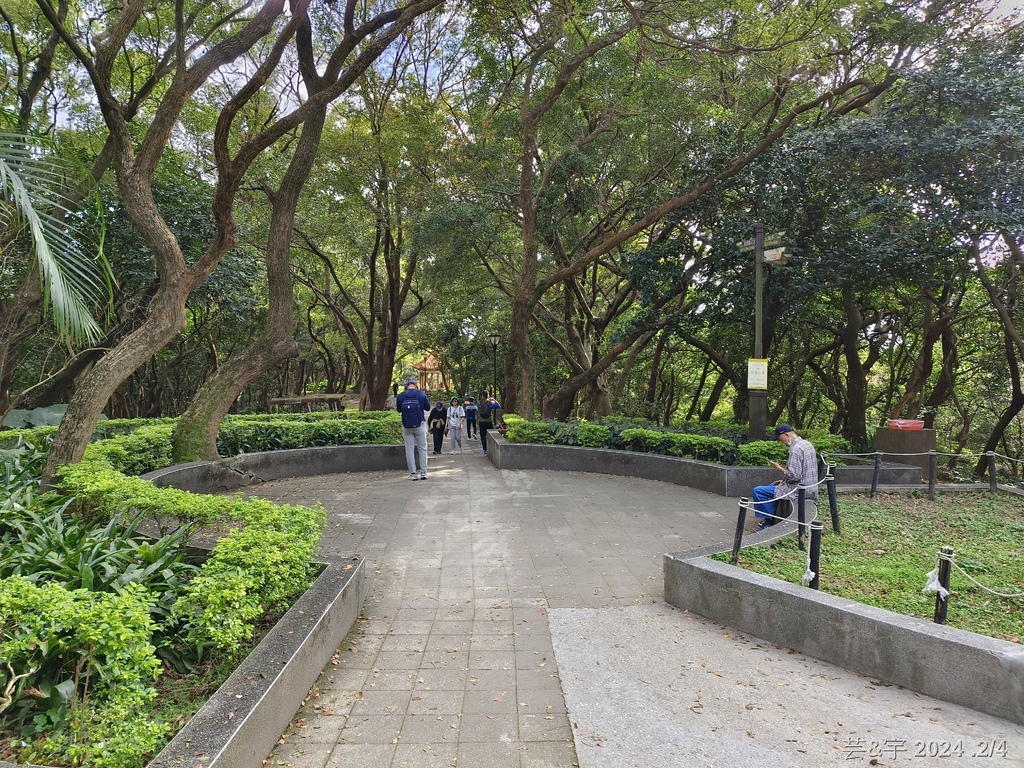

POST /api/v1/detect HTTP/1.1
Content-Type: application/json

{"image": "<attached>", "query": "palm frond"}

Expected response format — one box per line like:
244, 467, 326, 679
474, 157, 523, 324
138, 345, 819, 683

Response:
0, 133, 109, 344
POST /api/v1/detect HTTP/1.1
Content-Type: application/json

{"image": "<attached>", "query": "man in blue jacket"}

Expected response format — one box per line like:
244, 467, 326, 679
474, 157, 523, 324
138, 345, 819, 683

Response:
396, 378, 431, 480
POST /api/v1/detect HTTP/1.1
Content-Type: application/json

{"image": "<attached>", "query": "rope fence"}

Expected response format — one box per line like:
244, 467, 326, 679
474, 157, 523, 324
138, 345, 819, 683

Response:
818, 448, 1014, 499
922, 547, 1024, 625
729, 456, 1023, 628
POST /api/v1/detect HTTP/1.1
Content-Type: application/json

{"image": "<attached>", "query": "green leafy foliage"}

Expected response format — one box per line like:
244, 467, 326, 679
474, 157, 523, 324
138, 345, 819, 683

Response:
503, 416, 556, 444
619, 428, 739, 464
215, 412, 400, 455
0, 577, 168, 768
0, 414, 341, 765
737, 440, 789, 466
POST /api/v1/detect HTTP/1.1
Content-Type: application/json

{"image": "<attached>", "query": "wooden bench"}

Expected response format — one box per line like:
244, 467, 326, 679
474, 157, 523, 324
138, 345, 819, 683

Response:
268, 394, 347, 412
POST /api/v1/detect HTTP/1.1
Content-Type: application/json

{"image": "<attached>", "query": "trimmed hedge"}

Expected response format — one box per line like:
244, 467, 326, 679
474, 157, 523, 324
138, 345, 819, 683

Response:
504, 416, 851, 467
216, 412, 400, 456
55, 432, 325, 651
1, 418, 333, 767
618, 428, 739, 464
2, 411, 403, 455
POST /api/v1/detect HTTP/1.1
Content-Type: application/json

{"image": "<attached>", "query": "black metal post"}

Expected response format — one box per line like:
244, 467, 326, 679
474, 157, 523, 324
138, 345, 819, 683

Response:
928, 451, 937, 501
825, 462, 840, 535
809, 521, 823, 590
797, 487, 806, 551
933, 546, 954, 624
731, 498, 749, 565
987, 452, 998, 492
870, 452, 881, 498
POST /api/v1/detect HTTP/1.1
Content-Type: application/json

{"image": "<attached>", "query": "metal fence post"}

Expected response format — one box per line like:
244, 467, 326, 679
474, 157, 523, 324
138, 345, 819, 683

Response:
987, 452, 998, 492
809, 521, 823, 590
933, 546, 954, 624
797, 487, 806, 551
731, 498, 749, 565
825, 462, 840, 535
870, 451, 881, 498
928, 451, 937, 501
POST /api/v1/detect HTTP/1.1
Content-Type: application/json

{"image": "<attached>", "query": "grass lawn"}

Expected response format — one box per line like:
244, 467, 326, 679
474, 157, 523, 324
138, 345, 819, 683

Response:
713, 491, 1024, 643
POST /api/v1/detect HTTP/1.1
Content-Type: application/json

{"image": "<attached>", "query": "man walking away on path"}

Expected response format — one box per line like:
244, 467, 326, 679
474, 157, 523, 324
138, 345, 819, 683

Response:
397, 378, 430, 480
478, 392, 501, 455
447, 397, 465, 454
464, 397, 478, 439
753, 423, 818, 531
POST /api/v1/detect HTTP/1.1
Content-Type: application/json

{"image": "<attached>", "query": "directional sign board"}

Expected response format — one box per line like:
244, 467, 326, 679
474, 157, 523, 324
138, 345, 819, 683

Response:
763, 246, 787, 262
739, 231, 786, 253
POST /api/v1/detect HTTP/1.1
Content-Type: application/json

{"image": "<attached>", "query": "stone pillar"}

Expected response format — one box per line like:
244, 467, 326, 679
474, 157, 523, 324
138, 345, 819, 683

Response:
874, 428, 936, 478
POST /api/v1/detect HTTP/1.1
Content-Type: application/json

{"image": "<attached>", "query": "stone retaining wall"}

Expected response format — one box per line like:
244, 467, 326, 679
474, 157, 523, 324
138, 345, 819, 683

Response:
663, 554, 1024, 725
486, 436, 921, 496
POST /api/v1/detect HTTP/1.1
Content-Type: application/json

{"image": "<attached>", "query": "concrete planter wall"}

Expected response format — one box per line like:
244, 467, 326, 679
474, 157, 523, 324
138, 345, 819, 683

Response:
486, 436, 920, 496
143, 444, 407, 492
149, 556, 366, 768
663, 554, 1024, 725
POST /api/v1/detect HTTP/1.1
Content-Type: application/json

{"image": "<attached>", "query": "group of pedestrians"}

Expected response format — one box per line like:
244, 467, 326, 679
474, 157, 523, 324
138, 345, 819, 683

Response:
395, 378, 501, 481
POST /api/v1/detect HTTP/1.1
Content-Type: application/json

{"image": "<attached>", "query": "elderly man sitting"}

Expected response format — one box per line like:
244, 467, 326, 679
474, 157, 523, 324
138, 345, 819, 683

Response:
753, 424, 818, 532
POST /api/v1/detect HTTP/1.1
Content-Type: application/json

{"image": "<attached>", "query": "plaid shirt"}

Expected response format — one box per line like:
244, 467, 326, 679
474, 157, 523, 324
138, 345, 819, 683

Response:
775, 436, 819, 502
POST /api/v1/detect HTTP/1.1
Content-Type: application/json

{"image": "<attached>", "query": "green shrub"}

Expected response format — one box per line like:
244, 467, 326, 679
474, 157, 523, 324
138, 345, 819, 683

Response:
0, 503, 197, 621
674, 418, 749, 444
504, 416, 556, 444
576, 422, 611, 448
802, 430, 852, 458
737, 440, 788, 466
617, 428, 738, 464
54, 457, 325, 653
215, 414, 400, 456
83, 425, 176, 476
0, 577, 167, 768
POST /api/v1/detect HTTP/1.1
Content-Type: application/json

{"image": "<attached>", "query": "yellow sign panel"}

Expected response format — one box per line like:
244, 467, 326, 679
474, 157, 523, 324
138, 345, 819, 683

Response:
747, 359, 769, 390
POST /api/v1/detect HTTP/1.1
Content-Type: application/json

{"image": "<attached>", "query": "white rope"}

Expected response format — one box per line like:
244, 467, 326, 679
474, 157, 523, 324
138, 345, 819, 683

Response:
948, 561, 1024, 599
992, 451, 1024, 467
822, 450, 990, 460
921, 550, 1024, 601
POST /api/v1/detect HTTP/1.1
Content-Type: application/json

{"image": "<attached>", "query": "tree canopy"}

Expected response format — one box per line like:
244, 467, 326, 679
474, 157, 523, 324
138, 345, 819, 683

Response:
1, 0, 1023, 472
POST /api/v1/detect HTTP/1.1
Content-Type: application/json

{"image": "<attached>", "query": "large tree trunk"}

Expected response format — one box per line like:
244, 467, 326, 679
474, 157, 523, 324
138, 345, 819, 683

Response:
841, 285, 870, 448
171, 105, 327, 462
975, 333, 1023, 477
44, 289, 189, 473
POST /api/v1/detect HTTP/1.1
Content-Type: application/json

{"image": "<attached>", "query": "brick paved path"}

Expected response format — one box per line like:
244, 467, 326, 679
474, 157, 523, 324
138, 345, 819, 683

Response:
245, 450, 736, 768
245, 451, 1024, 768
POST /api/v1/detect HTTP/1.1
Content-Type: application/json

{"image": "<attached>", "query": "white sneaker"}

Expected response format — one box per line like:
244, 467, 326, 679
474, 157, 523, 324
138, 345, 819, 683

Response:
450, 451, 455, 455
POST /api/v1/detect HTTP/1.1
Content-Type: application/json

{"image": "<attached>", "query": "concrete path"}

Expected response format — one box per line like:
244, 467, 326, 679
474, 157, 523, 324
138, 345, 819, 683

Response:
246, 447, 1024, 768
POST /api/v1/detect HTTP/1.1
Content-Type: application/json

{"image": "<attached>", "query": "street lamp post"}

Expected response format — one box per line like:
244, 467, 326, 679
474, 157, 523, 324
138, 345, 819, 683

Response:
750, 222, 768, 441
488, 333, 501, 398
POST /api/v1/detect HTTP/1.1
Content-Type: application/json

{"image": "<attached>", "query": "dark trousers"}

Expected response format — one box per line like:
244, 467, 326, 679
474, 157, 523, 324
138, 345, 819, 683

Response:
466, 417, 477, 438
480, 421, 491, 452
432, 429, 444, 454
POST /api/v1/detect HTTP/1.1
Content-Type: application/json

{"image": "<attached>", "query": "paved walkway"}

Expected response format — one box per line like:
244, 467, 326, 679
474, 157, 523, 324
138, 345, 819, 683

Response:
247, 447, 1024, 768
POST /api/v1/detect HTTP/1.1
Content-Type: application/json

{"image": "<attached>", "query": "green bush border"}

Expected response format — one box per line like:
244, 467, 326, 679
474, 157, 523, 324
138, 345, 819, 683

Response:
2, 416, 352, 767
503, 416, 851, 466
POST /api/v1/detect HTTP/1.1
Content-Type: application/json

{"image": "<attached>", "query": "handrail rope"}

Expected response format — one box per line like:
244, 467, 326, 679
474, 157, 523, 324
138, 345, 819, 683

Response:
744, 490, 821, 525
923, 550, 1024, 600
822, 450, 992, 459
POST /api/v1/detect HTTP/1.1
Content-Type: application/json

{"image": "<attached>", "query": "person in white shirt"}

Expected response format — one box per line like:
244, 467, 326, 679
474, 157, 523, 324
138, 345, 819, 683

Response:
447, 397, 466, 454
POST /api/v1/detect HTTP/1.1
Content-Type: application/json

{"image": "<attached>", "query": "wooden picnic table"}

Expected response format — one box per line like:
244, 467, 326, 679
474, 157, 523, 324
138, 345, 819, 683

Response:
268, 394, 347, 412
